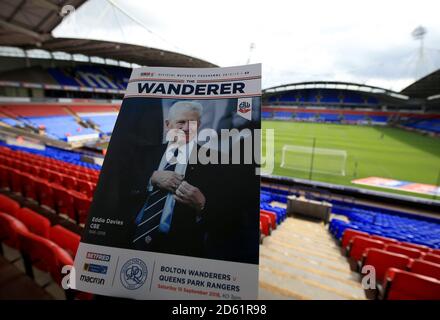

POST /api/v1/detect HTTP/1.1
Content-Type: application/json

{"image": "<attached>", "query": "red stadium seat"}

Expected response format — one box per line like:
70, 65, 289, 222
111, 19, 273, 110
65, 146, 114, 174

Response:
10, 168, 23, 194
422, 253, 440, 265
18, 231, 73, 285
37, 167, 51, 181
68, 170, 79, 179
408, 259, 440, 280
341, 229, 369, 254
52, 185, 75, 220
50, 225, 81, 257
29, 164, 40, 176
0, 212, 29, 250
0, 155, 12, 166
15, 207, 51, 238
0, 164, 10, 189
260, 210, 277, 230
398, 242, 432, 253
0, 194, 20, 216
382, 268, 440, 300
385, 244, 422, 259
77, 179, 94, 197
35, 180, 55, 209
2, 166, 15, 190
362, 248, 411, 283
77, 173, 91, 182
72, 191, 92, 224
260, 215, 271, 236
21, 174, 39, 201
48, 171, 63, 184
21, 163, 32, 174
370, 235, 399, 245
349, 236, 385, 262
10, 159, 21, 170
63, 175, 77, 190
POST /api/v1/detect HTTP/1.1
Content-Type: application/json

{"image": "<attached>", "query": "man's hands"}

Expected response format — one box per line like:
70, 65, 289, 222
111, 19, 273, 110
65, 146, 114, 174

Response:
151, 170, 183, 192
151, 171, 206, 212
174, 181, 206, 213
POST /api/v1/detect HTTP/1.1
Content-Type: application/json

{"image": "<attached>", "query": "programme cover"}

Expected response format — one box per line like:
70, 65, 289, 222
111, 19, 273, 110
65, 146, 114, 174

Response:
71, 64, 261, 299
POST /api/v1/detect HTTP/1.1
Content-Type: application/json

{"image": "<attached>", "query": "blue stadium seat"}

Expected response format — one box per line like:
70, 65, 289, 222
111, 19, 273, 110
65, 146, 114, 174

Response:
404, 119, 440, 134
83, 114, 118, 134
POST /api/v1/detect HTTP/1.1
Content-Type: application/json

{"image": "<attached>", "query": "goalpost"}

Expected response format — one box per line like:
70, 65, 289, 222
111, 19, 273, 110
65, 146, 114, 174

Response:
281, 145, 347, 176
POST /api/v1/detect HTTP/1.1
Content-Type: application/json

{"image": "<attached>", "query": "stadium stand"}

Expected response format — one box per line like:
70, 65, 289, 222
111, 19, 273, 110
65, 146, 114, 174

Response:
0, 142, 101, 170
47, 65, 130, 90
402, 118, 440, 134
262, 107, 440, 130
258, 185, 440, 299
0, 103, 121, 141
265, 185, 440, 249
0, 145, 97, 224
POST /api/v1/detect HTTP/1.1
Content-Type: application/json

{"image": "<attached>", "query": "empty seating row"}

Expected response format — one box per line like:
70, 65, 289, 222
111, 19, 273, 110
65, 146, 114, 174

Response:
403, 118, 440, 134
329, 207, 440, 249
340, 228, 440, 300
341, 228, 439, 260
1, 155, 98, 186
0, 194, 87, 299
259, 195, 287, 244
1, 166, 93, 225
0, 143, 102, 170
0, 145, 99, 177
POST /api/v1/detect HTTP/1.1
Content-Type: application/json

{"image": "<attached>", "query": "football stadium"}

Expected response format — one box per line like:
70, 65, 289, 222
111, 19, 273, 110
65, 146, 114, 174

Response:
0, 0, 440, 303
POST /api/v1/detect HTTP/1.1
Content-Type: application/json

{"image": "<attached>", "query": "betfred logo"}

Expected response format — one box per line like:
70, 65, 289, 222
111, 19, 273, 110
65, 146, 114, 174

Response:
140, 72, 155, 77
236, 98, 252, 120
86, 252, 111, 262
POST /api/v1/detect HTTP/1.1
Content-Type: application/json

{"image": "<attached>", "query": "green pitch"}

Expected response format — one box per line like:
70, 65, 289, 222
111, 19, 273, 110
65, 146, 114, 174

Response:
262, 121, 440, 200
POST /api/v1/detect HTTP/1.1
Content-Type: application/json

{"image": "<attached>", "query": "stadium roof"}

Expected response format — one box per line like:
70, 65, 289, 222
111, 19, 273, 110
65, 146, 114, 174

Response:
39, 38, 216, 68
0, 0, 87, 46
0, 0, 216, 68
264, 81, 409, 100
401, 69, 440, 100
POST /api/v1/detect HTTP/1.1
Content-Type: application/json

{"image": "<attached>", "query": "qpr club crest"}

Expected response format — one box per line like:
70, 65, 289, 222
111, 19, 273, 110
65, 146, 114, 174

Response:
120, 258, 148, 290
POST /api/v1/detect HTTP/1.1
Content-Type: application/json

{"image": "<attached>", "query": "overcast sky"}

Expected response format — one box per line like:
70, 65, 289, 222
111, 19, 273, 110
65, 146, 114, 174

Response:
53, 0, 440, 91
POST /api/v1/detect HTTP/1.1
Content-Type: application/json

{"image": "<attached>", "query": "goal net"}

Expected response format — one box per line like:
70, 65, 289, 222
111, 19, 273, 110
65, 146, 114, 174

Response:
280, 145, 347, 176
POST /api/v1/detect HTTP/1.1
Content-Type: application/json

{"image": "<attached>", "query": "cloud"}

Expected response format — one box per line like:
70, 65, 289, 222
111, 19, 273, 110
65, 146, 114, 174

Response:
53, 0, 440, 91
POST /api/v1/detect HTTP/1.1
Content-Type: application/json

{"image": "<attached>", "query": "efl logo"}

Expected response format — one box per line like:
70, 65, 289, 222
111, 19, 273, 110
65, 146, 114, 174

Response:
237, 98, 252, 120
84, 263, 108, 275
86, 252, 111, 262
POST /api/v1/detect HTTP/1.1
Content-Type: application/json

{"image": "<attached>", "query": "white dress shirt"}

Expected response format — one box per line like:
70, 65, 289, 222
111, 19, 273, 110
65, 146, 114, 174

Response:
152, 139, 196, 233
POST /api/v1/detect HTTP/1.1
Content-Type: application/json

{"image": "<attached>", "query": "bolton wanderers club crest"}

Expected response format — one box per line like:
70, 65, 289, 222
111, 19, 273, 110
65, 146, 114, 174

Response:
238, 101, 251, 114
120, 258, 148, 290
237, 98, 252, 120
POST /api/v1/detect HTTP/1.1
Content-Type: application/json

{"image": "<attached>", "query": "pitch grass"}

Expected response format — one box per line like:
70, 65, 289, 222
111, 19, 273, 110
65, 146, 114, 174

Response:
262, 121, 440, 200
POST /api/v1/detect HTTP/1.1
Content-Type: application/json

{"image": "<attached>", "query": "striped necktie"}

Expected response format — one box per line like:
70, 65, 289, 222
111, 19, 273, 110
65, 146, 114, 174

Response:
132, 158, 177, 246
